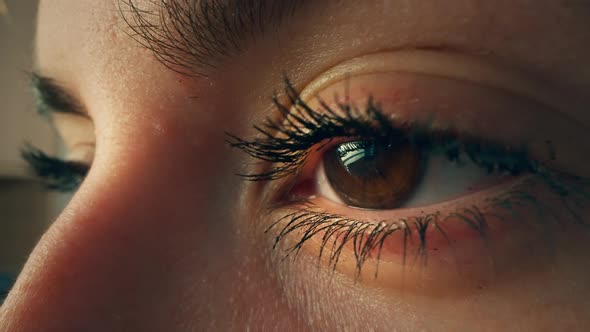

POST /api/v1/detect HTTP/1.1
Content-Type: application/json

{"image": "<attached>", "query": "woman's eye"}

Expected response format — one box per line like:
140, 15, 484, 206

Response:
229, 73, 590, 292
23, 74, 95, 193
320, 139, 423, 209
318, 138, 513, 210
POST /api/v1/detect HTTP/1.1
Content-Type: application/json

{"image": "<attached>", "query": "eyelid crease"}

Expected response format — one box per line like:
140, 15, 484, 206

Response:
296, 50, 581, 129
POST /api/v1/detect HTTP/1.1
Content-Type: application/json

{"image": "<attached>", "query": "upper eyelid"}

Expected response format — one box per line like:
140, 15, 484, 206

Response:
228, 81, 546, 182
31, 72, 87, 117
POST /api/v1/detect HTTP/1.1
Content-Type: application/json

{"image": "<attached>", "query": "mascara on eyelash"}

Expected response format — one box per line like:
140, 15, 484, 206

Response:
21, 144, 89, 192
226, 78, 542, 181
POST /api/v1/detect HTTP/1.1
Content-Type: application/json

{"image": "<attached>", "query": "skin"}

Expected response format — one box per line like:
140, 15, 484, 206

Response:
1, 0, 590, 330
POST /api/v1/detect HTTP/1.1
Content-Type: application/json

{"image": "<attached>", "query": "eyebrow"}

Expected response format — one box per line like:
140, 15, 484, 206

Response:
119, 0, 308, 77
31, 73, 85, 116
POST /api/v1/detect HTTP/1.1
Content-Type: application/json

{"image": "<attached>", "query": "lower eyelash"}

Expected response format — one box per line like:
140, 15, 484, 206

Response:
265, 171, 590, 277
21, 144, 89, 192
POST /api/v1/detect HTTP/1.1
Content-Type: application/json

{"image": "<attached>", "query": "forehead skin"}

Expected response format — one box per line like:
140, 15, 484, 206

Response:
5, 0, 590, 330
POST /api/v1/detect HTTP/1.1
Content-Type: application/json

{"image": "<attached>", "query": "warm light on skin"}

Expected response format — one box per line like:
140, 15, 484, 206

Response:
1, 0, 590, 331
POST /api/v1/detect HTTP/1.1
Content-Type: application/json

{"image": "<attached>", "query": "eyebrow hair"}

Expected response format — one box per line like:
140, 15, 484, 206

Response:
119, 0, 308, 77
31, 73, 85, 116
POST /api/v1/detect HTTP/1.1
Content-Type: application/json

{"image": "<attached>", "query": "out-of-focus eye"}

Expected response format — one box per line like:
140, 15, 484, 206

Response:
21, 113, 94, 193
323, 140, 423, 209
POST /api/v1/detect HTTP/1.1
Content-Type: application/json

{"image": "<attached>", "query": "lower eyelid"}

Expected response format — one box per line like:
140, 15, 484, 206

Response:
265, 172, 589, 295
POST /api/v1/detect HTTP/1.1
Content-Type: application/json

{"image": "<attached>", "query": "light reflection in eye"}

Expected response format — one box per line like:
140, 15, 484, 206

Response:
338, 141, 377, 170
323, 139, 424, 209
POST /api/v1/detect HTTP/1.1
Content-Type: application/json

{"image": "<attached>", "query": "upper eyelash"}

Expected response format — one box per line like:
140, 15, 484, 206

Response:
21, 144, 89, 192
226, 79, 542, 181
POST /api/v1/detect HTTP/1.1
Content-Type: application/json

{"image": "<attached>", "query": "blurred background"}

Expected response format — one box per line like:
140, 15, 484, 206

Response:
1, 0, 65, 300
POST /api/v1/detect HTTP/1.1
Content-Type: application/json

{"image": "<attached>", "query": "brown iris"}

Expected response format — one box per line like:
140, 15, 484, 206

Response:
323, 140, 424, 209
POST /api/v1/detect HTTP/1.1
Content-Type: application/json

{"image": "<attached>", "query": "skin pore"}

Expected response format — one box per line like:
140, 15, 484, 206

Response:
1, 0, 590, 331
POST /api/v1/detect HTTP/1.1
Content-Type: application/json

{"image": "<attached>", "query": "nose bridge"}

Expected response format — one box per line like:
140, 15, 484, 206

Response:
0, 128, 231, 331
